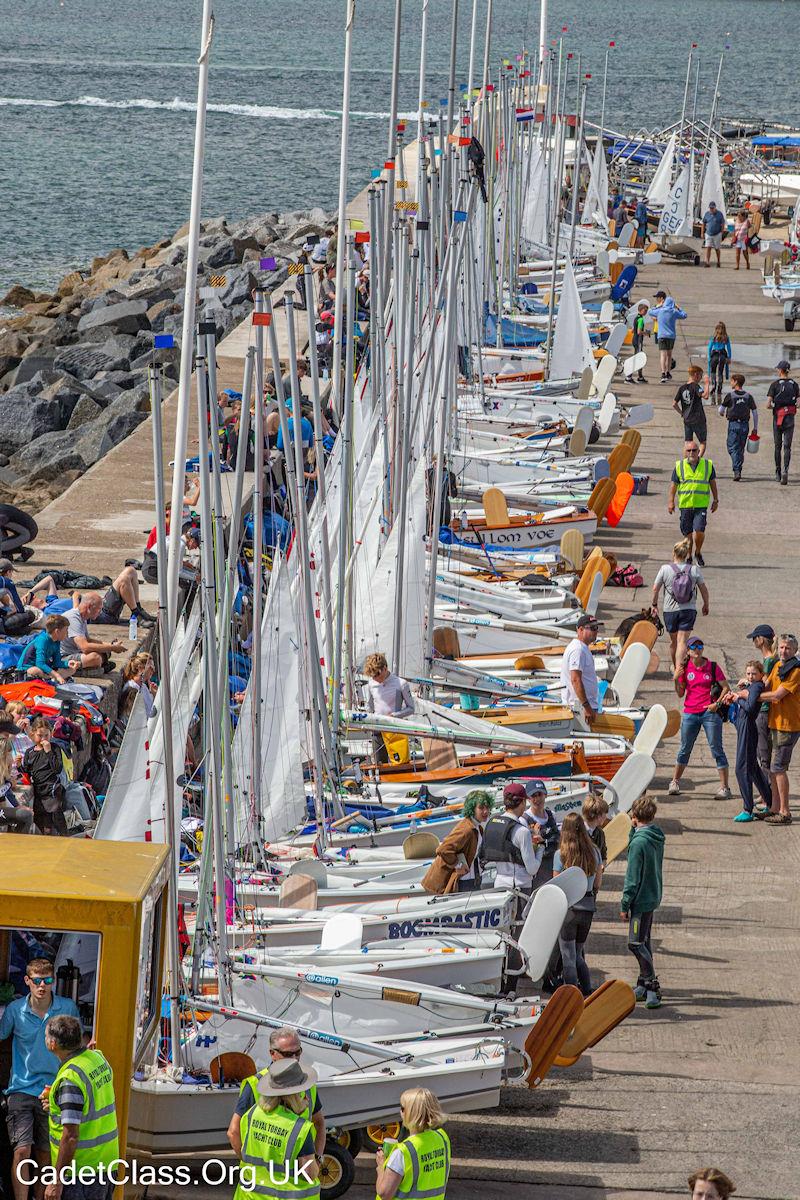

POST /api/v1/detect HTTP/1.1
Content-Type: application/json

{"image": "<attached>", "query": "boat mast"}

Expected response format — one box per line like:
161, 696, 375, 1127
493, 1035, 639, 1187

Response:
331, 0, 356, 418
166, 0, 213, 634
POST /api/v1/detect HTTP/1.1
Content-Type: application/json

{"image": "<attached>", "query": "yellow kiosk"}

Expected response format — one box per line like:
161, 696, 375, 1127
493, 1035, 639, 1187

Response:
0, 836, 171, 1163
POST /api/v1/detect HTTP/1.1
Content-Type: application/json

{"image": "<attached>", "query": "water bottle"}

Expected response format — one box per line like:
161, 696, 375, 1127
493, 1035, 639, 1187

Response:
128, 613, 138, 642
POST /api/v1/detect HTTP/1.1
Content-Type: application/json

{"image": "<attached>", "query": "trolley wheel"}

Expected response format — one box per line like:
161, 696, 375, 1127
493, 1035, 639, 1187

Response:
319, 1141, 355, 1199
692, 253, 701, 266
363, 1121, 404, 1153
330, 1127, 363, 1158
785, 318, 796, 332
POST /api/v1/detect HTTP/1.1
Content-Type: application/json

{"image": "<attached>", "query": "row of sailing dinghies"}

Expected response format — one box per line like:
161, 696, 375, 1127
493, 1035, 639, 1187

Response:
90, 40, 675, 1168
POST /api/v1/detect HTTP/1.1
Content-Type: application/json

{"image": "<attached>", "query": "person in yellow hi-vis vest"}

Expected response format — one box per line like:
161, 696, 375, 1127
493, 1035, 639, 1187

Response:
234, 1058, 320, 1200
667, 442, 719, 567
42, 1015, 118, 1200
375, 1088, 451, 1200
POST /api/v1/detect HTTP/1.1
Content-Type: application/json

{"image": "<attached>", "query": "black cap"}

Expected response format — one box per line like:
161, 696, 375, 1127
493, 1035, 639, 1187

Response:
576, 614, 601, 629
654, 290, 667, 299
708, 201, 717, 208
747, 624, 775, 641
776, 360, 791, 372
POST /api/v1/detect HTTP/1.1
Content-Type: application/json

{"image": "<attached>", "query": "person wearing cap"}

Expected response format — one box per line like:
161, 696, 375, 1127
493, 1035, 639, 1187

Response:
482, 783, 542, 989
668, 442, 719, 568
701, 201, 725, 268
521, 780, 560, 886
669, 637, 731, 799
649, 290, 686, 383
560, 615, 601, 727
0, 558, 37, 636
232, 1056, 320, 1200
228, 1027, 325, 1163
421, 791, 491, 894
766, 360, 799, 485
746, 625, 778, 777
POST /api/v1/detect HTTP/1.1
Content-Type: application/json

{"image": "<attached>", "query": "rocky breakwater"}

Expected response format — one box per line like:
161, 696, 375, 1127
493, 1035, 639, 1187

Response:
0, 206, 332, 513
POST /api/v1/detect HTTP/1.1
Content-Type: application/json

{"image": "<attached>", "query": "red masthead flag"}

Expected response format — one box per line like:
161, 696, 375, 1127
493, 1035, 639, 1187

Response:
609, 40, 615, 47
252, 312, 272, 327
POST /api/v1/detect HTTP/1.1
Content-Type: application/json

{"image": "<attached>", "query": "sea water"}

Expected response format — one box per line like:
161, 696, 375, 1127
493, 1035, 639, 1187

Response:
1, 0, 799, 295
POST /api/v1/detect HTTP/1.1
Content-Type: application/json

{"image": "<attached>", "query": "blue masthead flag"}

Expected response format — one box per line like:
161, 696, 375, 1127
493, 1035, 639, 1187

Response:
154, 334, 175, 349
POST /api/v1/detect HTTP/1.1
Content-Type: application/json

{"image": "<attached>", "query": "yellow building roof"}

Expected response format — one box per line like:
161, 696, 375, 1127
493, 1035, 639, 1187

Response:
0, 836, 169, 905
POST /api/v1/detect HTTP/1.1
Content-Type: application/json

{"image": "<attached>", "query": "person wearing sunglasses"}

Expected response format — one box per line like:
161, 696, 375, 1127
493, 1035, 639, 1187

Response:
227, 1026, 326, 1166
0, 958, 79, 1200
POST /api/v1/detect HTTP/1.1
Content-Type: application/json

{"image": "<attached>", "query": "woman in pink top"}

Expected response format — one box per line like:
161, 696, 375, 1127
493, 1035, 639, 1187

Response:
668, 636, 731, 799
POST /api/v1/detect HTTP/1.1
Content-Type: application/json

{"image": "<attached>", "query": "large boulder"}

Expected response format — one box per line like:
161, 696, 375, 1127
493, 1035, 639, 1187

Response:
53, 344, 120, 380
0, 330, 29, 380
77, 298, 151, 337
5, 354, 58, 389
200, 236, 261, 270
1, 284, 36, 309
38, 375, 81, 426
66, 394, 103, 430
0, 387, 71, 451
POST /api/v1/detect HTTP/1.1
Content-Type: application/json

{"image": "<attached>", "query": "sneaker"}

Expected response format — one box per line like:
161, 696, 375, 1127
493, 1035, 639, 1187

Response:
133, 605, 157, 626
638, 376, 648, 384
781, 474, 789, 485
645, 989, 662, 1009
667, 780, 680, 796
733, 471, 741, 481
752, 806, 772, 820
715, 787, 733, 800
733, 810, 754, 822
776, 470, 783, 482
695, 553, 705, 567
660, 373, 668, 383
102, 660, 116, 675
19, 546, 35, 562
634, 984, 648, 1001
666, 372, 673, 380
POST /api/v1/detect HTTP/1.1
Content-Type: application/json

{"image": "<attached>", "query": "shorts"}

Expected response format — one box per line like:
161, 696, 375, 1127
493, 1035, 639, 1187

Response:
99, 585, 123, 621
679, 508, 708, 535
684, 419, 708, 443
770, 729, 800, 774
663, 608, 697, 634
658, 337, 675, 350
704, 232, 722, 249
5, 1091, 49, 1152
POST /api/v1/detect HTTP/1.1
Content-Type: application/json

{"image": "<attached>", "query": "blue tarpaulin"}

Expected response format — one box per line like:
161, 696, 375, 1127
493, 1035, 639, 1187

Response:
752, 135, 800, 148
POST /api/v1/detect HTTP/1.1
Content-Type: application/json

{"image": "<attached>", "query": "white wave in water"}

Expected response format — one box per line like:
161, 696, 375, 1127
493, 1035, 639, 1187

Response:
0, 94, 417, 120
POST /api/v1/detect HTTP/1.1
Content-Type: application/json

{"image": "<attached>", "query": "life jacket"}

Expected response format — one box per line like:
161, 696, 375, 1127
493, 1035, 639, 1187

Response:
49, 1049, 119, 1171
378, 1128, 451, 1200
674, 458, 713, 509
481, 812, 524, 867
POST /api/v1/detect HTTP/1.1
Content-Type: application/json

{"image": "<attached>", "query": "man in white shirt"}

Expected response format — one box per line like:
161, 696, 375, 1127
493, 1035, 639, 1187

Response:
560, 614, 601, 725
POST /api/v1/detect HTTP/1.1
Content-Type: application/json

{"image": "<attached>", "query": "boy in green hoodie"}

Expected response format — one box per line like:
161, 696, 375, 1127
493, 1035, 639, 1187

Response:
620, 795, 666, 1009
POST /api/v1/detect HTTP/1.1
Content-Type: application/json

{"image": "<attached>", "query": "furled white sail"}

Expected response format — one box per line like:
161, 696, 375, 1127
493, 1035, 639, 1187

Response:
548, 256, 594, 380
582, 140, 609, 232
521, 141, 548, 246
233, 555, 305, 845
701, 139, 726, 221
647, 132, 677, 207
658, 151, 694, 237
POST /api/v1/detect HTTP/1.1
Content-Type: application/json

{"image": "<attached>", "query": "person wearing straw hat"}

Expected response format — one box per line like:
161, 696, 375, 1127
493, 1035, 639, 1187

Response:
233, 1057, 320, 1200
375, 1087, 451, 1200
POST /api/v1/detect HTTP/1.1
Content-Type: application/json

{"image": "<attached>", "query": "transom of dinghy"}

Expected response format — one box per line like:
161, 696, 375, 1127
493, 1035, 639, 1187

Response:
433, 626, 462, 659
279, 873, 319, 909
602, 751, 656, 814
609, 641, 651, 707
210, 1052, 257, 1085
482, 487, 511, 528
662, 708, 682, 738
603, 811, 633, 863
403, 831, 441, 859
553, 980, 636, 1067
524, 984, 584, 1088
620, 618, 659, 656
421, 737, 460, 772
599, 299, 614, 323
559, 528, 585, 572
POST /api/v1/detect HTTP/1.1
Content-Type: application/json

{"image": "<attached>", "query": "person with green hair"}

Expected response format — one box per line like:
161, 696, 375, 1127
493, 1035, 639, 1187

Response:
422, 790, 493, 894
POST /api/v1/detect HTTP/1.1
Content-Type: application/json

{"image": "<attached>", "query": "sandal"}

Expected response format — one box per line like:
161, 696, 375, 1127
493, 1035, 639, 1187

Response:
765, 813, 792, 825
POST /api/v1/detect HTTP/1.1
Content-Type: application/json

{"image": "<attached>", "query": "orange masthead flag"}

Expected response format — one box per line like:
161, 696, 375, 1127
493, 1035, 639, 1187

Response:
252, 312, 272, 326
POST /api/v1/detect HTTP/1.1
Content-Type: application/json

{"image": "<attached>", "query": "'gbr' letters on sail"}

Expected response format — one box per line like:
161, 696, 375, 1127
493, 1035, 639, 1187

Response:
658, 157, 694, 238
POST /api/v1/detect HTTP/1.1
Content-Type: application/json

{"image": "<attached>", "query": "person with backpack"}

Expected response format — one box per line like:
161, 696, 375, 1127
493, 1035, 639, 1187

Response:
718, 372, 758, 482
706, 321, 731, 400
766, 359, 799, 485
650, 538, 710, 667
